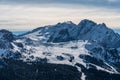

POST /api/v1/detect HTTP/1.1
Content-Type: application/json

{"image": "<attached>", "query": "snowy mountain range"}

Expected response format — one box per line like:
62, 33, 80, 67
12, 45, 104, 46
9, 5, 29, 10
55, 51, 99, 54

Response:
0, 19, 120, 80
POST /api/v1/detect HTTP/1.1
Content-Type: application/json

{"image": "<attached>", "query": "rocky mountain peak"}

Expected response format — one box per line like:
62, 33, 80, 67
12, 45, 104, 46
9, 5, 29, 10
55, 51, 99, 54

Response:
0, 29, 14, 42
22, 19, 120, 48
78, 19, 97, 27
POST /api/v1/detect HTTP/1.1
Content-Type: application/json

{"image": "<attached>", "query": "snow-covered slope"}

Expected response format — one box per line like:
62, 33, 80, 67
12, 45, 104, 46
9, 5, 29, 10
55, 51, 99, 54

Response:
12, 39, 119, 73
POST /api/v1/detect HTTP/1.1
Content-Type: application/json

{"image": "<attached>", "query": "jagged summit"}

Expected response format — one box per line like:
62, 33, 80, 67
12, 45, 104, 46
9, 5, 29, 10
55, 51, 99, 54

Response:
78, 19, 97, 27
55, 21, 76, 28
77, 19, 107, 32
22, 19, 120, 48
59, 21, 74, 25
0, 29, 14, 49
0, 29, 14, 42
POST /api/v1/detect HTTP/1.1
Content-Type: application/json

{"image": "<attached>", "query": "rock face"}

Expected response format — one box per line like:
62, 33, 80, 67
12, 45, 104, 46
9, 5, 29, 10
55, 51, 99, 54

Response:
77, 20, 120, 48
0, 29, 14, 49
0, 29, 14, 42
23, 19, 120, 48
0, 19, 120, 80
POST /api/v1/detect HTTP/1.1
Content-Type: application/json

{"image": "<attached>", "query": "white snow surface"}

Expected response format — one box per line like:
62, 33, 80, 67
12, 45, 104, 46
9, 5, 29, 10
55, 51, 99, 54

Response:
22, 40, 89, 66
13, 39, 118, 74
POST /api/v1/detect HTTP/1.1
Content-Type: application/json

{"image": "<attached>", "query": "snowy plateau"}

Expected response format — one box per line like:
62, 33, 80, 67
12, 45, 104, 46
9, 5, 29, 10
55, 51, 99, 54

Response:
0, 19, 120, 80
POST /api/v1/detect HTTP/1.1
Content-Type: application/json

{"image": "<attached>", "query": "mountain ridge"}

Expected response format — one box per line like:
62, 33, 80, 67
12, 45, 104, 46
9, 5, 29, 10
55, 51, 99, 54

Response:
21, 19, 120, 48
0, 19, 120, 80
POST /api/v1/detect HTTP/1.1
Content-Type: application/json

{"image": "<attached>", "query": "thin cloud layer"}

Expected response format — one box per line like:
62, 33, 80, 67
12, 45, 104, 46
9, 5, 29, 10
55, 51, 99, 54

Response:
0, 0, 120, 31
0, 0, 120, 8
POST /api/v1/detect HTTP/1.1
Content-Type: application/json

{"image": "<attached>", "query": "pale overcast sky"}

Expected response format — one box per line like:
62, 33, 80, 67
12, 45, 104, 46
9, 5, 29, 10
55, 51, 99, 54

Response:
0, 0, 120, 31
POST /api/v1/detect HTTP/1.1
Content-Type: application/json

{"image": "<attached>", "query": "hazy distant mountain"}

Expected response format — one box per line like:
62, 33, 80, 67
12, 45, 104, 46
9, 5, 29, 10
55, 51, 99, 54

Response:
114, 29, 120, 34
0, 19, 120, 80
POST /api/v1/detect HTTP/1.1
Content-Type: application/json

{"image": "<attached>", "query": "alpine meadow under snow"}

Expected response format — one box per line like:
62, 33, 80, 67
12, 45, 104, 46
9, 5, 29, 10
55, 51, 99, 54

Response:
0, 19, 120, 80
